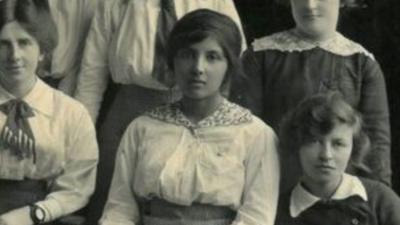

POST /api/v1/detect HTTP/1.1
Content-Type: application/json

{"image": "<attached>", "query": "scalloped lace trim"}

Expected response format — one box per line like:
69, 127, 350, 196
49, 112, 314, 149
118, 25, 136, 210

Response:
252, 29, 374, 59
145, 99, 253, 129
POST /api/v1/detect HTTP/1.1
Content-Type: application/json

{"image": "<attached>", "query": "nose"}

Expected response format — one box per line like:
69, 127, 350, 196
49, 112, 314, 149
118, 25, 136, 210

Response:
319, 143, 333, 161
304, 0, 318, 9
9, 43, 22, 61
192, 55, 205, 75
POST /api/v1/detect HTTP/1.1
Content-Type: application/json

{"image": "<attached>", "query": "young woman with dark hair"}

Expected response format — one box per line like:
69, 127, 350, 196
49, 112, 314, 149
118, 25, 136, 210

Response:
0, 0, 98, 224
100, 9, 279, 225
74, 1, 246, 222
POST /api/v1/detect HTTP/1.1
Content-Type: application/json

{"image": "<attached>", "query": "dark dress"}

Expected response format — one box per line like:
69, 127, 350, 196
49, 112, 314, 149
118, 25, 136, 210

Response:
274, 177, 400, 225
230, 29, 391, 191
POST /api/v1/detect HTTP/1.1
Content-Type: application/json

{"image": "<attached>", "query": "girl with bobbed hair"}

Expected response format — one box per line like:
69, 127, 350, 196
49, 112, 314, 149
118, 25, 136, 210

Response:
0, 0, 98, 224
231, 0, 391, 191
275, 92, 400, 225
100, 9, 279, 225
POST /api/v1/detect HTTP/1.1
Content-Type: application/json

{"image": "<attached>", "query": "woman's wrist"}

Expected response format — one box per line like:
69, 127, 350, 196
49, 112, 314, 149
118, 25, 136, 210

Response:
0, 206, 33, 225
28, 204, 46, 224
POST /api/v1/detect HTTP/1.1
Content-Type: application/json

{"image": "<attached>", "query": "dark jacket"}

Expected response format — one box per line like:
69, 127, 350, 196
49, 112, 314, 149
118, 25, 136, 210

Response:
230, 30, 391, 190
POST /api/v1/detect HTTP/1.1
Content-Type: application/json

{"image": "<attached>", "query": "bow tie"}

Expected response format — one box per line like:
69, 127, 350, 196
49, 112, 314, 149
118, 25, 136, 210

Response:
0, 99, 36, 163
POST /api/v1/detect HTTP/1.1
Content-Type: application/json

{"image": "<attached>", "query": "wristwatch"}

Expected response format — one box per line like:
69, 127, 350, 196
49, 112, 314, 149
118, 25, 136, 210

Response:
29, 204, 46, 224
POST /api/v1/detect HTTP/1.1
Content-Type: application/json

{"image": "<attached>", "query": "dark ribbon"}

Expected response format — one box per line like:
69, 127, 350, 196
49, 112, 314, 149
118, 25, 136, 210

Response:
152, 0, 177, 87
297, 195, 374, 225
0, 99, 36, 163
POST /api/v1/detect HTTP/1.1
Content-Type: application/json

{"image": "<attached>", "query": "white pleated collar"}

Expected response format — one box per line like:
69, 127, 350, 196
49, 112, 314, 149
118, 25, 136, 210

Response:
290, 173, 368, 218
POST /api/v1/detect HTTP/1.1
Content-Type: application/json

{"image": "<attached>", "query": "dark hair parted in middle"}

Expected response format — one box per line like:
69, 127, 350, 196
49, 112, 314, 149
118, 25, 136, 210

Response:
166, 9, 244, 92
0, 0, 57, 55
279, 92, 372, 175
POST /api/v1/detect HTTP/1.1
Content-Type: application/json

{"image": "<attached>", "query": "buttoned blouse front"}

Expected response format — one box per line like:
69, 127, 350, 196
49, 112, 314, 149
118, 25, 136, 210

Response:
75, 0, 246, 121
0, 79, 98, 222
100, 100, 280, 225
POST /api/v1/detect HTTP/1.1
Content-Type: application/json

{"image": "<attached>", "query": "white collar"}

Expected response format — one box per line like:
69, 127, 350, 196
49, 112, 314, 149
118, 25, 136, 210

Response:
252, 29, 374, 59
290, 173, 368, 218
0, 78, 55, 116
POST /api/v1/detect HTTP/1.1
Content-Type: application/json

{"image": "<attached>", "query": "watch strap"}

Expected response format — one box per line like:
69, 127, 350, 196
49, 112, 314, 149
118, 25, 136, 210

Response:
29, 204, 46, 224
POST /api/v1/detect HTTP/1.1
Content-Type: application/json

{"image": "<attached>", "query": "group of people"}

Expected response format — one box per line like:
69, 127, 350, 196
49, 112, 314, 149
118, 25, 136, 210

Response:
0, 0, 398, 225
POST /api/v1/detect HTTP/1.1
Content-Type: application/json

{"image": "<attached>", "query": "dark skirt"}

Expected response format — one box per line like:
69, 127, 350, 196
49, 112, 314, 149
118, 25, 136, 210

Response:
0, 179, 47, 214
85, 83, 181, 225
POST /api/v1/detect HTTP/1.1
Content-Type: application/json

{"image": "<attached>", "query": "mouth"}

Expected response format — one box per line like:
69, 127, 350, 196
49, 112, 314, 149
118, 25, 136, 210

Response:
6, 64, 24, 72
302, 14, 322, 20
188, 79, 206, 86
315, 164, 335, 171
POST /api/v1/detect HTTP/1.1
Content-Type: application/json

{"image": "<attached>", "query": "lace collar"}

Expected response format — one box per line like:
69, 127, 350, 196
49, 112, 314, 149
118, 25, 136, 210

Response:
252, 29, 374, 59
145, 98, 252, 129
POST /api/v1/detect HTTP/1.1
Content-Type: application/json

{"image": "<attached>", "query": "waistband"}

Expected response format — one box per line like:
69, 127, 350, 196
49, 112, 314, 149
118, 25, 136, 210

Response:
142, 216, 233, 225
0, 179, 47, 192
140, 198, 236, 221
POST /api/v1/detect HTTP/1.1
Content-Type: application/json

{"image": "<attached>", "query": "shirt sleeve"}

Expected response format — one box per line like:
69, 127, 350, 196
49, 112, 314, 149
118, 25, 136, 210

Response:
74, 0, 112, 122
360, 57, 391, 185
55, 0, 99, 96
99, 121, 140, 225
36, 106, 99, 222
232, 123, 280, 225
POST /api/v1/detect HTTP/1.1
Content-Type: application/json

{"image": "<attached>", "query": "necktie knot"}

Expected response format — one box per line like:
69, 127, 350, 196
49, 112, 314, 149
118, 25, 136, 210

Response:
0, 99, 35, 119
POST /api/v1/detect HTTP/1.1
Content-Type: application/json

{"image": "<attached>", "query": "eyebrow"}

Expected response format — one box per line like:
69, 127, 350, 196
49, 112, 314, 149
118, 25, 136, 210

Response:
0, 37, 32, 42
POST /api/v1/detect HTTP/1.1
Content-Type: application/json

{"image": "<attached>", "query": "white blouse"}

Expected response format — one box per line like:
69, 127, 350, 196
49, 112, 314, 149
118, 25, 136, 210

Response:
100, 100, 280, 225
74, 0, 246, 121
0, 79, 98, 222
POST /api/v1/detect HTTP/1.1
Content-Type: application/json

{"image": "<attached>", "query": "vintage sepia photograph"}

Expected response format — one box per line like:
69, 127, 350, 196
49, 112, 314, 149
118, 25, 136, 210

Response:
0, 0, 399, 224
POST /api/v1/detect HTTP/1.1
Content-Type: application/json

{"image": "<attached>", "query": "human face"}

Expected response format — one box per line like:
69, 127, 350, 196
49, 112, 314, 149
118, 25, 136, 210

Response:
173, 37, 228, 100
299, 123, 354, 189
0, 21, 40, 85
290, 0, 340, 41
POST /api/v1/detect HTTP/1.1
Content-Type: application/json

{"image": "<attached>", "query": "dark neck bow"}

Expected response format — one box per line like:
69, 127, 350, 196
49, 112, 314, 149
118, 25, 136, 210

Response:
0, 99, 36, 163
297, 195, 374, 225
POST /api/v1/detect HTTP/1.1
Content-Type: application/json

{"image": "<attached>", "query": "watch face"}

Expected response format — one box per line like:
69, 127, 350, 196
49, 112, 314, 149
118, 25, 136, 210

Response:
35, 207, 45, 221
